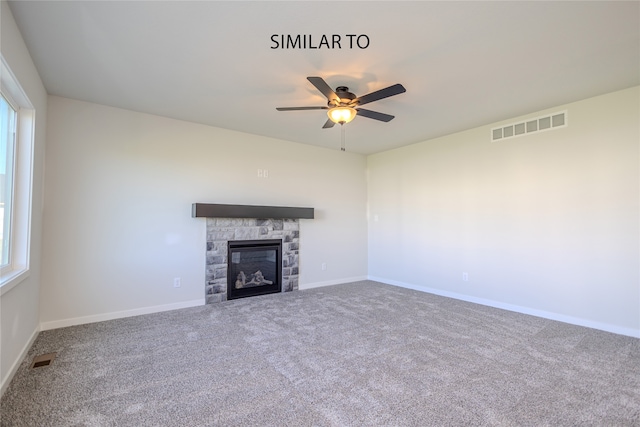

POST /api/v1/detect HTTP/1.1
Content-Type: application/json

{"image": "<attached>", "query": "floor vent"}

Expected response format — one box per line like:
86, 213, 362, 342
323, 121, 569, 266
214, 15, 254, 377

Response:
31, 353, 56, 369
492, 110, 567, 142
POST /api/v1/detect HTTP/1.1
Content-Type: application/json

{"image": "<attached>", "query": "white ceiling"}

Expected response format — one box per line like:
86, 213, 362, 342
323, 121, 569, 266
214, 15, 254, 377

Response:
8, 1, 640, 155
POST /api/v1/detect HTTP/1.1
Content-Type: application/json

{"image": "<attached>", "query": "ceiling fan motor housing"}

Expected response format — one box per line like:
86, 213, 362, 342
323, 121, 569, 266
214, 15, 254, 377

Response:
331, 86, 357, 106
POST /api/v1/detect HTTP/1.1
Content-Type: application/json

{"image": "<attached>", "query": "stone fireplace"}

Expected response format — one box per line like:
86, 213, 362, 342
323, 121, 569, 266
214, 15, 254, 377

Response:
205, 218, 299, 303
192, 203, 314, 304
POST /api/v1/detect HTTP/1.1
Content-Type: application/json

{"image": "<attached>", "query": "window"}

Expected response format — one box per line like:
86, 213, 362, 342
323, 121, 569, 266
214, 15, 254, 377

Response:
0, 56, 35, 294
1, 93, 17, 267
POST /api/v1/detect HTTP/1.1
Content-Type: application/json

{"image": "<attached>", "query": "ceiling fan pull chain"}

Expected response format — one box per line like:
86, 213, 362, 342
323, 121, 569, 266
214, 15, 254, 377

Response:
341, 125, 346, 151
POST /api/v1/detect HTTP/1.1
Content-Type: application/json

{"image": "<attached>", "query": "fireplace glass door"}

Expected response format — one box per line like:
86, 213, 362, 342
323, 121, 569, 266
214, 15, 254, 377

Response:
227, 239, 282, 300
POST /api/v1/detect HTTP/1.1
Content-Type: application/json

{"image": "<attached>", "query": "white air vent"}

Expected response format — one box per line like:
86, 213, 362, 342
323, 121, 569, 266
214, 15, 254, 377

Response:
492, 111, 567, 142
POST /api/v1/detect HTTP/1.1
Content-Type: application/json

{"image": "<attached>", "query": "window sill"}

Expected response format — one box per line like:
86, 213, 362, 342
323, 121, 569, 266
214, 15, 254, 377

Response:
0, 267, 30, 296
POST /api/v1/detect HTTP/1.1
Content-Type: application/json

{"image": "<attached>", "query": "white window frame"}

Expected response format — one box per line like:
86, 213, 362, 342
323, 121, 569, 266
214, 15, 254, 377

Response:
1, 91, 17, 268
0, 56, 35, 295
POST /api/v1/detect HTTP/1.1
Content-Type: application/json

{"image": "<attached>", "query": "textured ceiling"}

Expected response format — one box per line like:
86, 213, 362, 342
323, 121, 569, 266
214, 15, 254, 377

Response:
8, 1, 640, 154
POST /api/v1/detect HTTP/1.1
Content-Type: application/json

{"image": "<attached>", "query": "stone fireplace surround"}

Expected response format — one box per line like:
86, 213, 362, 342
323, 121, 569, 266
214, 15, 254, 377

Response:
193, 204, 314, 304
205, 218, 299, 303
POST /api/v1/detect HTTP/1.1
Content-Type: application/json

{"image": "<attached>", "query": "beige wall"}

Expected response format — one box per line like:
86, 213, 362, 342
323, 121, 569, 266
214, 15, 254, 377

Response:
0, 1, 48, 393
40, 96, 368, 328
368, 87, 639, 336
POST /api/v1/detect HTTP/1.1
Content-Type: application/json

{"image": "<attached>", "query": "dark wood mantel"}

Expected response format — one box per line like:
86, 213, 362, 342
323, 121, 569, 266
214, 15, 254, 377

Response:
192, 203, 314, 219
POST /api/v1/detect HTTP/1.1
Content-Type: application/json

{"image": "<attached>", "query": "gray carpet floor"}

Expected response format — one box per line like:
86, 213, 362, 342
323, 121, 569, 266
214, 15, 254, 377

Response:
1, 280, 639, 426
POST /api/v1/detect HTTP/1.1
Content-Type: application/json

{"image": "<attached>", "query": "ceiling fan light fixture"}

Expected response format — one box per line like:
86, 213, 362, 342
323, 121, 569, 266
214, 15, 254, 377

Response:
328, 106, 357, 125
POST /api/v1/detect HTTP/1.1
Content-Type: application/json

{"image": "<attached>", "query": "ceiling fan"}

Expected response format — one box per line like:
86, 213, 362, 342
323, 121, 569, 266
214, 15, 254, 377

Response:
276, 76, 406, 128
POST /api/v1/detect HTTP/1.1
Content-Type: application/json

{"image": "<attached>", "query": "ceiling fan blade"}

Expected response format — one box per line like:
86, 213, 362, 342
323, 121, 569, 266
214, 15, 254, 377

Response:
307, 77, 339, 103
353, 83, 406, 107
356, 108, 395, 122
322, 118, 336, 129
276, 106, 328, 111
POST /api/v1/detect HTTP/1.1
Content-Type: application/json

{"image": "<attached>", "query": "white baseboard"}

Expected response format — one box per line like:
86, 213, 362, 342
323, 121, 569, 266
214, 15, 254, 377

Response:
299, 276, 369, 290
1, 325, 39, 397
40, 299, 205, 331
368, 276, 640, 339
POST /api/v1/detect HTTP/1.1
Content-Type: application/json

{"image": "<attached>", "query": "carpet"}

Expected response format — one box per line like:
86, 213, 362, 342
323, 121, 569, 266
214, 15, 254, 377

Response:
1, 281, 639, 426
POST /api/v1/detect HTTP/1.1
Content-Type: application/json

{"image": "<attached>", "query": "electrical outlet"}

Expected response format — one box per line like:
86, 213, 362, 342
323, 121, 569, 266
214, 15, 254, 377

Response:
321, 263, 327, 271
263, 169, 269, 178
462, 272, 469, 282
173, 277, 181, 288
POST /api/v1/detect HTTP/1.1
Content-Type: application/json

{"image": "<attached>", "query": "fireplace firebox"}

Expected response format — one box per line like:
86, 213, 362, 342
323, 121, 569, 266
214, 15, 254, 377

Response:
227, 239, 282, 300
